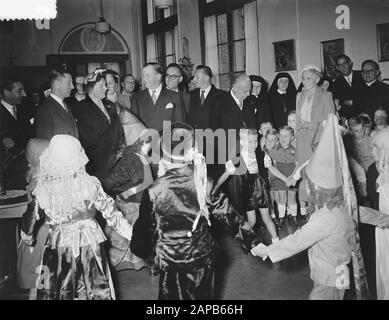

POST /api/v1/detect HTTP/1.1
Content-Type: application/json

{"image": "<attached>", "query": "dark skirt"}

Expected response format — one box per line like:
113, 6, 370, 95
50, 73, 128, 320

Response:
36, 244, 115, 300
158, 260, 215, 300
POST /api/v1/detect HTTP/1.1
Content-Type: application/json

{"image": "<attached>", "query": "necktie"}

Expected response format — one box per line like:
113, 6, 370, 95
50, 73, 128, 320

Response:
200, 90, 205, 105
151, 90, 157, 105
12, 106, 17, 120
62, 100, 69, 113
239, 100, 243, 110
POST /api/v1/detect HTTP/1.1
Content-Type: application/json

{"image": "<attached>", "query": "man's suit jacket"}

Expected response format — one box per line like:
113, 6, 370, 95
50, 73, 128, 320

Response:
0, 102, 33, 153
132, 87, 186, 132
331, 70, 364, 119
73, 96, 125, 182
35, 95, 79, 140
209, 91, 257, 179
356, 80, 389, 118
178, 90, 190, 119
188, 85, 226, 130
210, 91, 257, 132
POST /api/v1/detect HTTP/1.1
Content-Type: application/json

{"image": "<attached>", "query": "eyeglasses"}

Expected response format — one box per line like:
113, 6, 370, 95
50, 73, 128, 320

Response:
336, 61, 349, 67
361, 69, 376, 75
166, 74, 180, 80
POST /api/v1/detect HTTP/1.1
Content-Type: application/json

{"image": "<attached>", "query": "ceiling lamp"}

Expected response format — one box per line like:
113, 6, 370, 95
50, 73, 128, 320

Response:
154, 0, 173, 9
95, 0, 110, 34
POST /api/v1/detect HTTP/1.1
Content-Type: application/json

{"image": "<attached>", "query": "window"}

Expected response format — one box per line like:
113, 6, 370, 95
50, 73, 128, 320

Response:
201, 0, 259, 91
143, 0, 178, 68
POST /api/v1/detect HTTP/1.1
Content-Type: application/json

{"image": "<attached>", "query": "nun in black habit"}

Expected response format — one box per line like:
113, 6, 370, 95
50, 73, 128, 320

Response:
268, 72, 297, 129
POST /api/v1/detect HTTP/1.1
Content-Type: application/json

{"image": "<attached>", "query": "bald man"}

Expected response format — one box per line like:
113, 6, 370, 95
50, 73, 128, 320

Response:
209, 73, 257, 179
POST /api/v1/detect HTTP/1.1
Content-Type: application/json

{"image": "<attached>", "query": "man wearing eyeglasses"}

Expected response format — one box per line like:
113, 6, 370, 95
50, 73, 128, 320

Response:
165, 63, 190, 117
117, 74, 136, 114
357, 59, 389, 118
331, 54, 364, 119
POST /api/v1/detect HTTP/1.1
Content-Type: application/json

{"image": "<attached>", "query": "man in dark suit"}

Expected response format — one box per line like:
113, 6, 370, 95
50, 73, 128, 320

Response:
0, 79, 33, 283
357, 59, 389, 118
0, 79, 33, 163
165, 63, 190, 118
132, 62, 186, 132
210, 73, 256, 179
35, 69, 79, 140
188, 65, 226, 130
331, 54, 364, 119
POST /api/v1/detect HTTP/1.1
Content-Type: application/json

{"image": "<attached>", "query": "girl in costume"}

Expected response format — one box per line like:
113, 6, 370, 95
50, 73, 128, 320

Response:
20, 135, 133, 300
103, 113, 153, 272
214, 128, 278, 242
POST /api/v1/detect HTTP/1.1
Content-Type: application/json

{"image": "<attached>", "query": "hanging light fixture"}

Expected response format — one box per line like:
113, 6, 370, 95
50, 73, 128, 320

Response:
95, 0, 111, 34
154, 0, 173, 9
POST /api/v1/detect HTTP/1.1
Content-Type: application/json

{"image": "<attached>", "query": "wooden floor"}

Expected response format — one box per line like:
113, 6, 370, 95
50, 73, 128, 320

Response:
114, 219, 313, 300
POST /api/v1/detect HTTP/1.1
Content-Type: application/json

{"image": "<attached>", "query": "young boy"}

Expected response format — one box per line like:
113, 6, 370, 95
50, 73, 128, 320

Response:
266, 126, 298, 227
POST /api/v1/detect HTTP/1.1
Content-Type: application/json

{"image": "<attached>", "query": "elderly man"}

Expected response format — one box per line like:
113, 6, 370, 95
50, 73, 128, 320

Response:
357, 59, 389, 118
35, 68, 79, 140
132, 62, 186, 132
331, 54, 364, 119
210, 73, 256, 179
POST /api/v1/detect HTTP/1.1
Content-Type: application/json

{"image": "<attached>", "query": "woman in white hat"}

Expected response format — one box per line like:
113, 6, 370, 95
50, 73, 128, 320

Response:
294, 65, 335, 220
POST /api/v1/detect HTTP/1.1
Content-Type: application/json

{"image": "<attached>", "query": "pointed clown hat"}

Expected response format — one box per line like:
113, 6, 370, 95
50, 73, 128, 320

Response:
305, 113, 342, 189
121, 112, 147, 146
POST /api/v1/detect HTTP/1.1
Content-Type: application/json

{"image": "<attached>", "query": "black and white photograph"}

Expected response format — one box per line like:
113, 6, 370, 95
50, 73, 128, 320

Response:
1, 0, 389, 306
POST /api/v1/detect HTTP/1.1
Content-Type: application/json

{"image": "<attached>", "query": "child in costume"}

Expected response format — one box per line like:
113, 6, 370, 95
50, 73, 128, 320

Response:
20, 135, 133, 300
265, 126, 298, 227
17, 138, 49, 300
130, 123, 261, 300
103, 112, 153, 272
252, 114, 389, 300
371, 127, 389, 299
215, 128, 278, 242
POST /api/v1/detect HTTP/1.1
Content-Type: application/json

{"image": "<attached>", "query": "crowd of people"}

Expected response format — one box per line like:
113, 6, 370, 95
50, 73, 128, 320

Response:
1, 54, 389, 300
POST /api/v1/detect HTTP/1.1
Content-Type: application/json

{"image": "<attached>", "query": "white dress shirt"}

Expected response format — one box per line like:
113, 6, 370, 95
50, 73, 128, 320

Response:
1, 99, 17, 119
50, 93, 67, 111
343, 71, 353, 86
230, 89, 242, 110
200, 85, 212, 100
148, 84, 163, 101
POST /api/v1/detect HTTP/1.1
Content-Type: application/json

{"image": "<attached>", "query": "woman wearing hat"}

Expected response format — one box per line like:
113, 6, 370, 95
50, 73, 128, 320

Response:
73, 69, 125, 185
295, 65, 335, 219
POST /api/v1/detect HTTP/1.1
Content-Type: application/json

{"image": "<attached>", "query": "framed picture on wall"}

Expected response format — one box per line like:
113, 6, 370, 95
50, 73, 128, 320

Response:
321, 38, 344, 79
273, 39, 297, 72
377, 23, 389, 62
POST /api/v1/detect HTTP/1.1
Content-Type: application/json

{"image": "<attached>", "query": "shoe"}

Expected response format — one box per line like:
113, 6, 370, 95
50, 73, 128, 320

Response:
279, 218, 285, 227
289, 216, 299, 227
237, 227, 262, 254
298, 215, 308, 226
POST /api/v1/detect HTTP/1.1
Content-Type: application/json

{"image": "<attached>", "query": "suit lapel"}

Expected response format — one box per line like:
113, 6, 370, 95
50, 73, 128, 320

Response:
88, 96, 110, 126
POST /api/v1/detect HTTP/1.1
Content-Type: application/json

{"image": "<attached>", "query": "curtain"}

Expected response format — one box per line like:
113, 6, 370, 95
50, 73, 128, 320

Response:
146, 34, 157, 63
244, 1, 260, 76
174, 25, 180, 62
204, 15, 219, 88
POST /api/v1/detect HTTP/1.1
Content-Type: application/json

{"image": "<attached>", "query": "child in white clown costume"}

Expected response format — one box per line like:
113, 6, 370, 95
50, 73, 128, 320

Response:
251, 113, 389, 300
